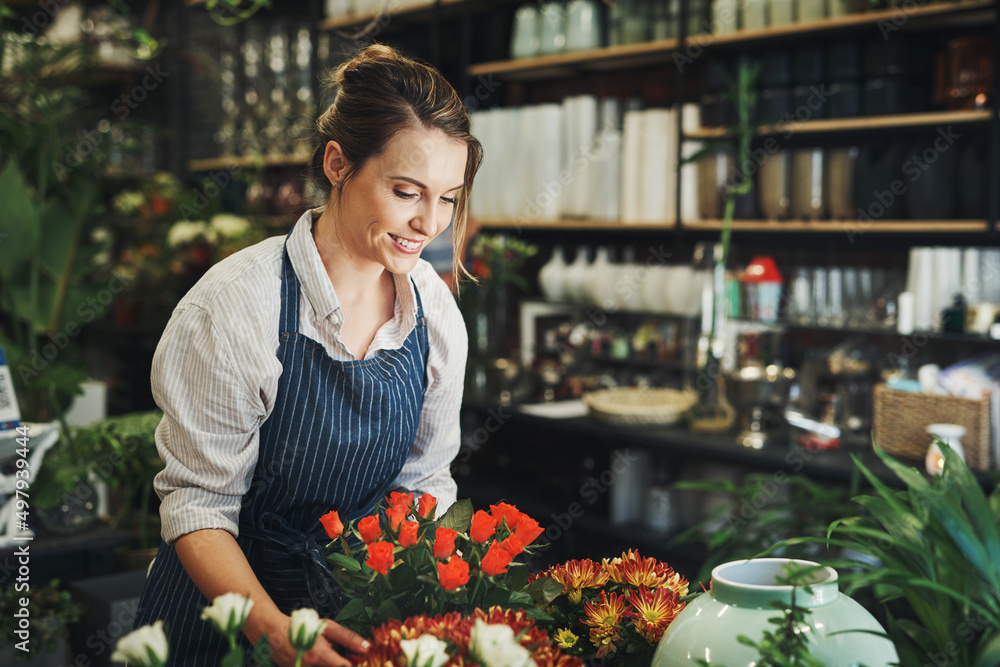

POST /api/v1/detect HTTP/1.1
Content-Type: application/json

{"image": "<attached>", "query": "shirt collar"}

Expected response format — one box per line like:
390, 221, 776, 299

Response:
286, 209, 419, 333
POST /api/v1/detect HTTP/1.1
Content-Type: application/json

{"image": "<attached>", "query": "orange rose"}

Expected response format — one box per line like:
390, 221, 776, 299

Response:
358, 515, 381, 544
513, 515, 545, 546
490, 502, 522, 531
499, 533, 525, 557
481, 541, 514, 576
433, 527, 457, 559
366, 541, 395, 575
417, 493, 437, 519
470, 510, 497, 543
398, 520, 419, 547
386, 506, 408, 531
437, 555, 470, 591
319, 510, 343, 540
386, 491, 415, 510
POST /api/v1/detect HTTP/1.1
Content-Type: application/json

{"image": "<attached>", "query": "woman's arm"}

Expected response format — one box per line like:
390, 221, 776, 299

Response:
175, 529, 369, 667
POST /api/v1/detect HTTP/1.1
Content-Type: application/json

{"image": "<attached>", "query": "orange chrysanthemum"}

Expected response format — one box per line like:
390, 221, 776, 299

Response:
625, 585, 685, 644
602, 550, 689, 596
535, 558, 610, 604
582, 590, 627, 658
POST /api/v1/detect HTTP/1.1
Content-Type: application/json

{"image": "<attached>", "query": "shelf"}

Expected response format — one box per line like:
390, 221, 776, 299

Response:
468, 39, 681, 82
318, 0, 469, 31
687, 0, 996, 48
686, 110, 995, 139
469, 1, 994, 81
187, 153, 308, 172
475, 218, 676, 230
684, 219, 990, 232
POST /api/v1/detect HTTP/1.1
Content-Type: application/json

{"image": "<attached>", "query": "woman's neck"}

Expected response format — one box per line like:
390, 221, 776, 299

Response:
312, 206, 389, 306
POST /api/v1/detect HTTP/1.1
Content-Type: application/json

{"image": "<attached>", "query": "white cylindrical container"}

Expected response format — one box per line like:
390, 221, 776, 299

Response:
897, 291, 915, 335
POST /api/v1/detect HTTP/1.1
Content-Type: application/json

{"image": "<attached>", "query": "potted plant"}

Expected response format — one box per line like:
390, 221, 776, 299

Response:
32, 411, 164, 562
0, 579, 83, 665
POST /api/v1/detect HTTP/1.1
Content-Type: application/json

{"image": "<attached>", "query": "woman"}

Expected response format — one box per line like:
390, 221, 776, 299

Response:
133, 44, 482, 666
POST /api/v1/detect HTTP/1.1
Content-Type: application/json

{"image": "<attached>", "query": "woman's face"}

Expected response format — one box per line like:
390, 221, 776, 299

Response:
333, 126, 467, 275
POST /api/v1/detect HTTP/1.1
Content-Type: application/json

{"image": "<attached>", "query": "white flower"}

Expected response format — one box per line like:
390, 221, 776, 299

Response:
468, 619, 536, 667
167, 220, 209, 247
400, 634, 450, 667
111, 621, 169, 667
289, 607, 326, 652
112, 191, 145, 216
200, 592, 254, 635
210, 213, 251, 239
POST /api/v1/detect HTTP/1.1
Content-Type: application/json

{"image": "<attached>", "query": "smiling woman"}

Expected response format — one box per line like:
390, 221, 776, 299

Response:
131, 44, 483, 667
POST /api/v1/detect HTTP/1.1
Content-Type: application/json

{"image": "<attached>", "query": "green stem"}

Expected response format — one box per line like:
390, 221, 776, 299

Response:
294, 650, 303, 667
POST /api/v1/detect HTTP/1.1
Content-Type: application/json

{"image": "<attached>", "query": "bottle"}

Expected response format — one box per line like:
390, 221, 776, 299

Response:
941, 293, 967, 334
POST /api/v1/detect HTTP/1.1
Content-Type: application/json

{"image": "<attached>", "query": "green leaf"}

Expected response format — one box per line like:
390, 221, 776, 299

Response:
974, 631, 1000, 667
508, 591, 533, 606
508, 565, 529, 591
524, 576, 564, 605
375, 598, 401, 624
437, 498, 474, 533
388, 562, 416, 591
0, 161, 41, 283
251, 633, 274, 667
327, 552, 362, 573
334, 597, 366, 623
939, 441, 1000, 584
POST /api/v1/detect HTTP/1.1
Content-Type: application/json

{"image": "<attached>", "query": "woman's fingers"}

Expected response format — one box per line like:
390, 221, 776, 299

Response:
322, 619, 371, 654
302, 636, 352, 667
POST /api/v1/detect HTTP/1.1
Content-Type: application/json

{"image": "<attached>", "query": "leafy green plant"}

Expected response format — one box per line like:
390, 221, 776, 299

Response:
0, 31, 112, 422
0, 580, 83, 659
772, 443, 1000, 667
33, 411, 163, 547
669, 472, 859, 586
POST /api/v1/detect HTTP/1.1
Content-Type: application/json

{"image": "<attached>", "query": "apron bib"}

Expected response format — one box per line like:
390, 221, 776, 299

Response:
133, 237, 428, 665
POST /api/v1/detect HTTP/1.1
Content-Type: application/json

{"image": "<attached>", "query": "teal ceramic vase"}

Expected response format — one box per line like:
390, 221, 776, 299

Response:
652, 558, 898, 666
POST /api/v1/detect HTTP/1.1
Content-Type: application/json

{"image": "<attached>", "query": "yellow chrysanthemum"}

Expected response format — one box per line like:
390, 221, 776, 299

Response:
583, 590, 627, 657
554, 627, 579, 649
602, 549, 689, 595
536, 558, 610, 603
625, 586, 685, 644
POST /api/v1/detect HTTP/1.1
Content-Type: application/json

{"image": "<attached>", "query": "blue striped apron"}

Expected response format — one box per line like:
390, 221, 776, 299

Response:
133, 237, 429, 665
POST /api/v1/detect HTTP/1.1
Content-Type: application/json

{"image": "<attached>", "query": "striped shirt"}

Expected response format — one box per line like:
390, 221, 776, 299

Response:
151, 209, 468, 543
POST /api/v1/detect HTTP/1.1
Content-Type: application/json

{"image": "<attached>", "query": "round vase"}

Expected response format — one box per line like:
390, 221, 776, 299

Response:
653, 558, 898, 666
538, 245, 568, 302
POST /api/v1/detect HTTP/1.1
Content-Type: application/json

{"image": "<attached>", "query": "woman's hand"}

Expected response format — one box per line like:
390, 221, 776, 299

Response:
258, 614, 370, 667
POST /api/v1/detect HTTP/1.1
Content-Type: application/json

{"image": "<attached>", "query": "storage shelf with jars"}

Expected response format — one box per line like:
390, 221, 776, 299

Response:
473, 0, 995, 82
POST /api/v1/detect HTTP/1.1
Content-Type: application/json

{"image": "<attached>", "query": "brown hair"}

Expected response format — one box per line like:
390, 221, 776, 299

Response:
309, 44, 483, 283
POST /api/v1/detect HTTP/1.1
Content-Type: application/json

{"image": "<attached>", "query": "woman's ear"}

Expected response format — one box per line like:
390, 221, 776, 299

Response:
323, 141, 349, 187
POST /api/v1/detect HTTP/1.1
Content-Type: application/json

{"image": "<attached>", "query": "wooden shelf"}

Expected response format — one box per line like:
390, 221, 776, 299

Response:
469, 1, 994, 81
687, 0, 995, 48
468, 39, 681, 81
187, 154, 308, 171
686, 109, 994, 138
685, 219, 989, 232
475, 218, 676, 230
319, 0, 464, 31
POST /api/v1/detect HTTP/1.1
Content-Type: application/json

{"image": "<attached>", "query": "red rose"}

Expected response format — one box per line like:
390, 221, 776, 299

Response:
437, 555, 470, 591
398, 520, 419, 547
513, 515, 545, 546
481, 541, 514, 576
470, 510, 497, 543
490, 502, 522, 531
386, 491, 415, 510
366, 541, 395, 575
499, 533, 525, 557
358, 515, 382, 544
319, 510, 343, 540
417, 493, 437, 519
434, 527, 457, 559
386, 506, 408, 531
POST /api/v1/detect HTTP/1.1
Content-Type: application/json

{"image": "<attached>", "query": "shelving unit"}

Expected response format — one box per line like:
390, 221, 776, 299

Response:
187, 153, 308, 172
318, 0, 464, 31
470, 1, 997, 82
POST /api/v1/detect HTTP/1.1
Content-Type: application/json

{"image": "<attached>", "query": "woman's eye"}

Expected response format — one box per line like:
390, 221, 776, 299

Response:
440, 197, 456, 205
393, 189, 418, 200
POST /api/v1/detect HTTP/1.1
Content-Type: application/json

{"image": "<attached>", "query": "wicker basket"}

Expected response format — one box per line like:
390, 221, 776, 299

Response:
872, 383, 993, 471
583, 387, 699, 427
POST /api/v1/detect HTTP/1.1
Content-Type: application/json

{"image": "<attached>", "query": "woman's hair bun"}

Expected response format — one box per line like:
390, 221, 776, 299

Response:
333, 43, 401, 86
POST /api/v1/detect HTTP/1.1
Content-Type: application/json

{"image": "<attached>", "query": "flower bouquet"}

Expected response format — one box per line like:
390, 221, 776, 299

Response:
352, 606, 584, 667
528, 550, 689, 666
322, 493, 548, 633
